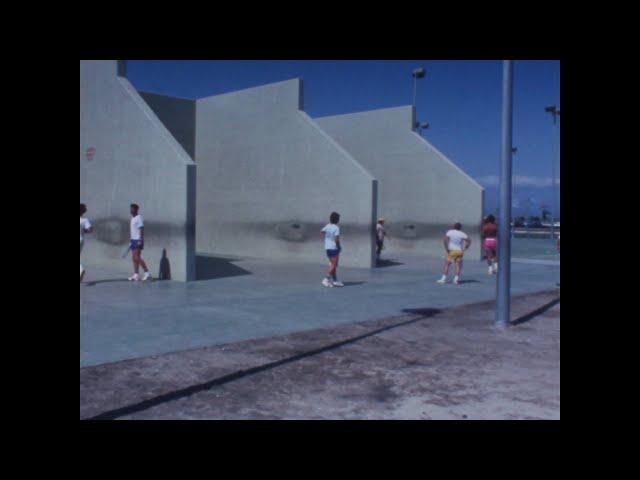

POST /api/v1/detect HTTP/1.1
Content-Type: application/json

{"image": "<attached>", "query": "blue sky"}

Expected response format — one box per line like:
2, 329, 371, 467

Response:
126, 60, 560, 218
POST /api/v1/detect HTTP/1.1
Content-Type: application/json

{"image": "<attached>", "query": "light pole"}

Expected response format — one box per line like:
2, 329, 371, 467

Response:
412, 67, 426, 121
415, 121, 430, 136
511, 147, 517, 239
496, 60, 514, 328
545, 105, 560, 241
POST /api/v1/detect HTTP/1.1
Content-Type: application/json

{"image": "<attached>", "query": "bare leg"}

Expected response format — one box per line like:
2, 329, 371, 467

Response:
442, 260, 451, 276
455, 259, 463, 277
132, 250, 140, 274
329, 257, 338, 279
139, 256, 149, 273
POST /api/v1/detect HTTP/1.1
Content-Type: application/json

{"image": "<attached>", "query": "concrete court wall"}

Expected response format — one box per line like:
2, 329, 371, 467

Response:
195, 79, 378, 268
80, 60, 196, 281
138, 92, 196, 160
316, 106, 484, 260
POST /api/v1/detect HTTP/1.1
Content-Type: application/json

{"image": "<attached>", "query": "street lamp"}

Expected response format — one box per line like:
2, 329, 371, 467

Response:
545, 105, 560, 240
412, 67, 426, 115
415, 121, 430, 136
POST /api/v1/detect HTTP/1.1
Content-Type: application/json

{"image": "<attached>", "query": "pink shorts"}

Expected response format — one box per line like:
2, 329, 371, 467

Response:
484, 238, 497, 250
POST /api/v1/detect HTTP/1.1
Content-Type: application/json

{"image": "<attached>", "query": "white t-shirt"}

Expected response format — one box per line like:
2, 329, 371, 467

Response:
130, 215, 144, 240
376, 223, 386, 241
322, 224, 340, 250
80, 217, 92, 243
446, 229, 468, 251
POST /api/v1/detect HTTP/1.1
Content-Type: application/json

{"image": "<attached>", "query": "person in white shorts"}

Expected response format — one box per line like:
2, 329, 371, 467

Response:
128, 203, 151, 282
437, 222, 471, 285
80, 203, 94, 282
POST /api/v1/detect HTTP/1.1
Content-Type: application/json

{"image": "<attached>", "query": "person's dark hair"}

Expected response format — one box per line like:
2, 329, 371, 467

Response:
486, 215, 495, 223
330, 212, 340, 224
80, 203, 87, 216
454, 222, 462, 230
131, 203, 140, 212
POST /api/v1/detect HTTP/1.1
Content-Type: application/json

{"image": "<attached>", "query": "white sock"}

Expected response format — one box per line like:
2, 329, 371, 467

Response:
440, 275, 447, 281
454, 275, 460, 282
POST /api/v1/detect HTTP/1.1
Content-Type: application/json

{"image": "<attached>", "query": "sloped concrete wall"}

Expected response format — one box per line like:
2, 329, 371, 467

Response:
138, 91, 196, 160
80, 60, 196, 281
316, 106, 484, 260
195, 79, 378, 268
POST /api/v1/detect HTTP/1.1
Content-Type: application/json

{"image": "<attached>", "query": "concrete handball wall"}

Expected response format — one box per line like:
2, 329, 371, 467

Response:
195, 79, 378, 268
316, 106, 484, 260
80, 60, 196, 281
139, 92, 196, 160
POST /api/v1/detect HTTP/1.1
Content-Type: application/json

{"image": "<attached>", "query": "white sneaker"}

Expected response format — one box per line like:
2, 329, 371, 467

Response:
453, 277, 460, 285
322, 278, 333, 288
142, 272, 152, 281
488, 266, 493, 275
332, 281, 344, 287
437, 278, 447, 284
128, 274, 140, 282
493, 263, 498, 274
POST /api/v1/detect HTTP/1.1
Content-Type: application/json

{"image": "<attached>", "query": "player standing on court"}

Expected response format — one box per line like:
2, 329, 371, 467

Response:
128, 203, 152, 282
80, 203, 94, 282
321, 212, 344, 288
375, 218, 387, 263
437, 222, 471, 285
481, 215, 498, 274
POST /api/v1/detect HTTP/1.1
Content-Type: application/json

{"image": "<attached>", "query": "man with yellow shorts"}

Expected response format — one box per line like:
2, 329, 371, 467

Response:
437, 222, 471, 285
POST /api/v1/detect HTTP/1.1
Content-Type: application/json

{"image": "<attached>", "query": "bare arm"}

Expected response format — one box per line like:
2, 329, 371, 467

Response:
140, 227, 144, 245
443, 236, 450, 252
465, 238, 471, 250
335, 235, 341, 250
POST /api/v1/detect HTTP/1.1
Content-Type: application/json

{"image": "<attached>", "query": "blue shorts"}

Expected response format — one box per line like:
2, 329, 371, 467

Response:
130, 239, 144, 251
326, 249, 340, 259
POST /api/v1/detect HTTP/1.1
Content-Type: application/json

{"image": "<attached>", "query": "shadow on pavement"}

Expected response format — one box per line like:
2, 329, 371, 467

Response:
196, 255, 252, 281
376, 259, 404, 268
510, 296, 560, 326
84, 279, 131, 287
85, 307, 442, 420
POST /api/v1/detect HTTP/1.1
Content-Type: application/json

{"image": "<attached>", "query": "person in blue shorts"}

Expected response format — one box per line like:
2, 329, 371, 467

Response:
321, 212, 344, 288
128, 203, 151, 282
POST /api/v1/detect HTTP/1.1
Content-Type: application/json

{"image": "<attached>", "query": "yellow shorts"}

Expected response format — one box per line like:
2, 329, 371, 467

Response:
447, 250, 464, 262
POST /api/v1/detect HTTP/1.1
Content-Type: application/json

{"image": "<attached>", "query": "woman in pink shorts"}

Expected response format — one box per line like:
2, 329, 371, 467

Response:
482, 215, 498, 275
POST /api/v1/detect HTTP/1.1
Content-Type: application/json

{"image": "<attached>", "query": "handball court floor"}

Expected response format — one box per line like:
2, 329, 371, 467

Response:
80, 252, 560, 368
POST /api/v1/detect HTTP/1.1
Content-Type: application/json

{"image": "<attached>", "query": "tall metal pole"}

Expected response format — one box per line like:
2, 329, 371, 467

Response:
556, 112, 560, 230
496, 60, 514, 328
550, 112, 556, 240
412, 76, 418, 114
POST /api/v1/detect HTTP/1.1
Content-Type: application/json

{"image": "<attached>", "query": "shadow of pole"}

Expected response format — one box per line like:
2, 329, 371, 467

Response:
86, 308, 441, 420
510, 296, 560, 326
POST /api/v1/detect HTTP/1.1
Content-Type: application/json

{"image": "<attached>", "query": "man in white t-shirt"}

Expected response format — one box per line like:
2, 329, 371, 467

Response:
80, 203, 94, 282
128, 203, 151, 282
437, 222, 471, 285
320, 211, 344, 287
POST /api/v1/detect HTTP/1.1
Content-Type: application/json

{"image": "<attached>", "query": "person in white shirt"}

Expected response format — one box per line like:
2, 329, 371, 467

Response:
437, 222, 471, 285
80, 203, 94, 282
128, 203, 151, 281
320, 212, 344, 287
